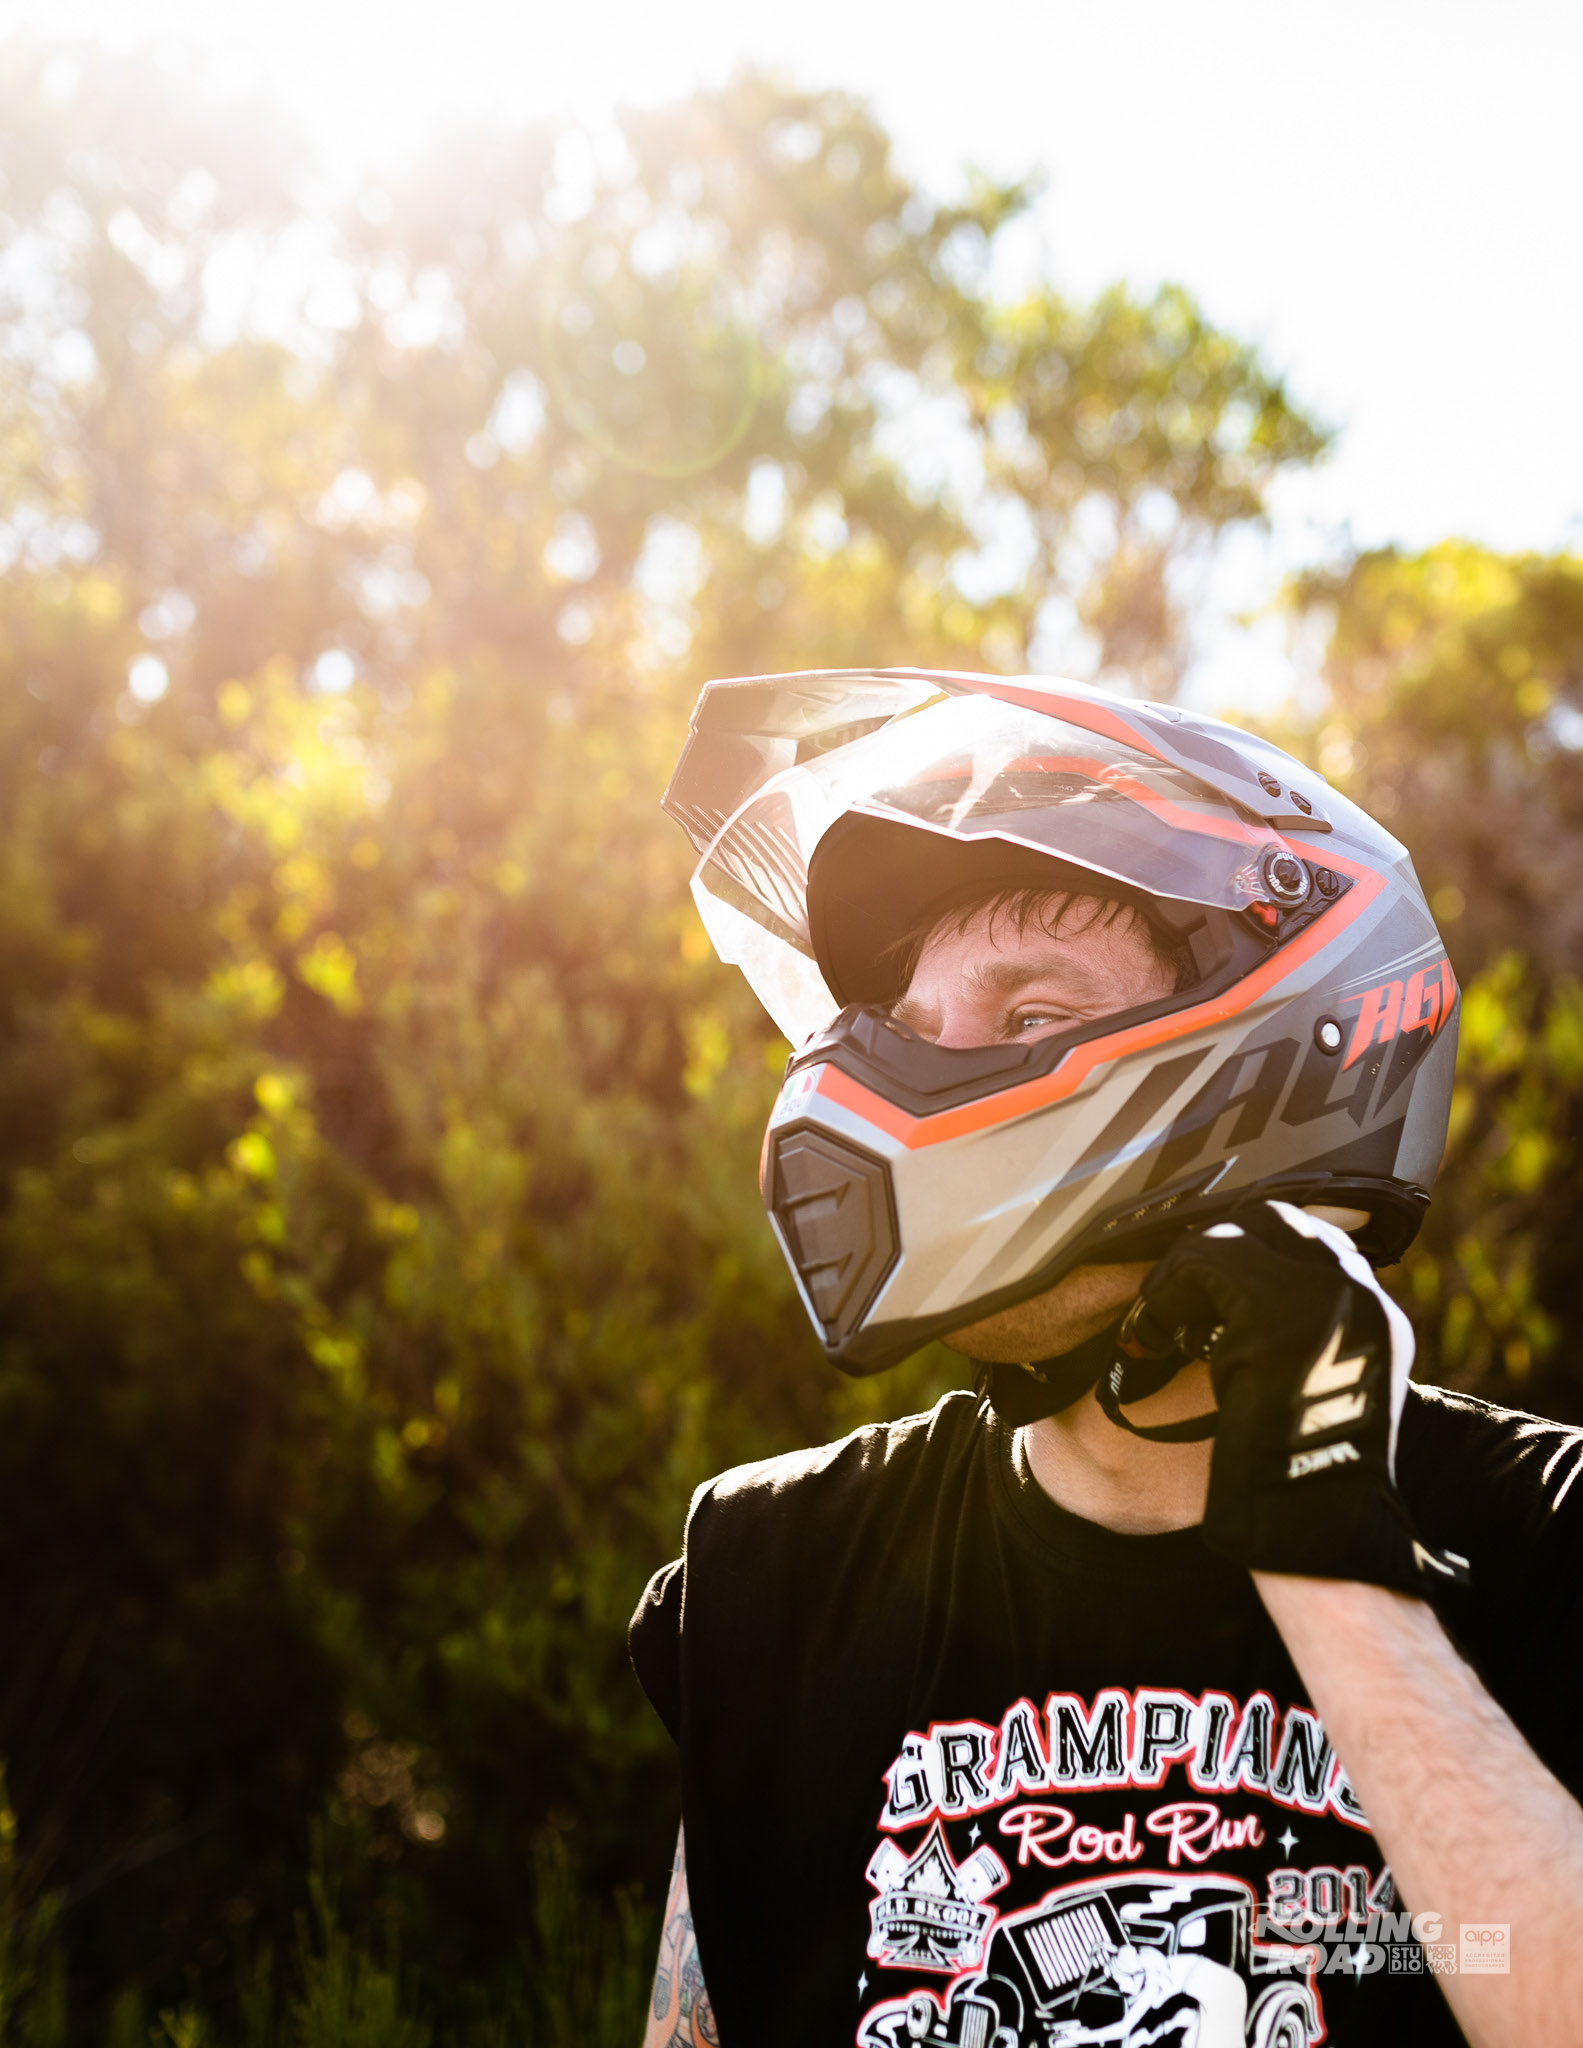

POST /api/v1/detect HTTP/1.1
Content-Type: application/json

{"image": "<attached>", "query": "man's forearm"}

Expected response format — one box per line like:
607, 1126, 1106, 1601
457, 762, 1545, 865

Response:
1256, 1571, 1583, 2048
643, 1825, 718, 2048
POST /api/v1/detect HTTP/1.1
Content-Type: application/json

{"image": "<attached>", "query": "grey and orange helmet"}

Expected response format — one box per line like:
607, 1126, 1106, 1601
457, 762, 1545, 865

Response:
663, 669, 1457, 1376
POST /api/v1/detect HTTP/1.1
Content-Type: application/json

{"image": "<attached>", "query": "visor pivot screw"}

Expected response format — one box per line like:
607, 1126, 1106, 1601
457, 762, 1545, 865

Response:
1291, 791, 1314, 815
1315, 1017, 1344, 1054
1258, 772, 1283, 798
1260, 848, 1310, 904
1314, 868, 1341, 898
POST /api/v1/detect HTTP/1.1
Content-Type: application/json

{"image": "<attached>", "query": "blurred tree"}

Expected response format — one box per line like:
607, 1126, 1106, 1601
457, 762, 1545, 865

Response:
1295, 545, 1583, 980
0, 32, 1329, 2033
1285, 544, 1583, 1416
957, 281, 1326, 695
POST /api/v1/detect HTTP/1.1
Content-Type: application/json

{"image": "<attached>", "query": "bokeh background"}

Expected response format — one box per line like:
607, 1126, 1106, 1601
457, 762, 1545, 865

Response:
1, 7, 1581, 2041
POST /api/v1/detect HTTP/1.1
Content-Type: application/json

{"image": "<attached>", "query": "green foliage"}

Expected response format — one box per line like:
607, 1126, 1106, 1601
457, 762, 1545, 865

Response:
0, 1825, 649, 2047
1294, 544, 1583, 979
0, 30, 1332, 2038
0, 1772, 66, 2048
0, 22, 1575, 2039
1398, 956, 1580, 1385
286, 1873, 430, 2048
1286, 545, 1583, 1412
513, 1837, 655, 2048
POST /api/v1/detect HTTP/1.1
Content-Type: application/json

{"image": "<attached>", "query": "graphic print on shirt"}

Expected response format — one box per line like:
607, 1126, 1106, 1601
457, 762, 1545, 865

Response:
865, 1821, 1009, 1972
858, 1873, 1319, 2048
855, 1686, 1380, 2047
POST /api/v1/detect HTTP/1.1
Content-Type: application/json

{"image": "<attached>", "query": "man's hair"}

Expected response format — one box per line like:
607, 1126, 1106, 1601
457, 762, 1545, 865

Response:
885, 881, 1194, 999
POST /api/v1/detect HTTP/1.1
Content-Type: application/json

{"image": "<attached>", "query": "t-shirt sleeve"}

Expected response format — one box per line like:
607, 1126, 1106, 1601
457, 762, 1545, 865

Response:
628, 1556, 684, 1742
1401, 1386, 1583, 1576
1481, 1411, 1583, 1791
1400, 1386, 1583, 1796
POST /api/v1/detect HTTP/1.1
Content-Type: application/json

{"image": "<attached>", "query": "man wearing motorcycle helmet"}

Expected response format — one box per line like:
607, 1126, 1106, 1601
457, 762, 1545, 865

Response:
632, 670, 1583, 2048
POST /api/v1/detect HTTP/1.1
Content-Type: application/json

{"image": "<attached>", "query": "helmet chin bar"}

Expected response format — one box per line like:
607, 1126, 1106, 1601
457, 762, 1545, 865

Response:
765, 1089, 1431, 1379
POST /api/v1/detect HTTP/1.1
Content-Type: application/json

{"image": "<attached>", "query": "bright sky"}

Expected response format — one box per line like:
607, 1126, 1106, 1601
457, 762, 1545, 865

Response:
26, 0, 1583, 699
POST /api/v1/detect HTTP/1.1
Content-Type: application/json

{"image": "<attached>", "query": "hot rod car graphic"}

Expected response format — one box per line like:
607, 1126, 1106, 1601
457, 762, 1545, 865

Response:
859, 1874, 1321, 2048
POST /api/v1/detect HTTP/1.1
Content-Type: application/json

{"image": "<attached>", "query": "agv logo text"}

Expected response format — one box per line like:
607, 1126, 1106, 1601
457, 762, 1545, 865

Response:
1342, 961, 1457, 1068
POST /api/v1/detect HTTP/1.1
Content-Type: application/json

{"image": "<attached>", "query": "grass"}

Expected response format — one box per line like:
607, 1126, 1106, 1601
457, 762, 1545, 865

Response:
0, 1827, 655, 2048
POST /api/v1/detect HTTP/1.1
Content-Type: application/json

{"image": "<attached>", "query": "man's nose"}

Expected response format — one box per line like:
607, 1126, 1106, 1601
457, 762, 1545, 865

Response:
929, 997, 995, 1050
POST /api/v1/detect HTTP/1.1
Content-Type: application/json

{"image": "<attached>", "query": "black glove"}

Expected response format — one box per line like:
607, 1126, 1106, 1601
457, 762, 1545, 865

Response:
1135, 1200, 1469, 1594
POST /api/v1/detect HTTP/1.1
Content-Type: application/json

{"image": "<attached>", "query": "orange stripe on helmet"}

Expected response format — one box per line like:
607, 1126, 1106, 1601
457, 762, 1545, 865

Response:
948, 676, 1172, 760
898, 751, 1279, 853
877, 755, 1293, 874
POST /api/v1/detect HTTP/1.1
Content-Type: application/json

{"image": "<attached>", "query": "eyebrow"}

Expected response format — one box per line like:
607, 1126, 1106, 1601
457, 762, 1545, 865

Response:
891, 952, 1101, 1030
958, 954, 1101, 1001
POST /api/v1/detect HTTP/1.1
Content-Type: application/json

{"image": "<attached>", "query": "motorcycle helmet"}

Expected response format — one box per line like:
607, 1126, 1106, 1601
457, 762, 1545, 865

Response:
663, 669, 1458, 1376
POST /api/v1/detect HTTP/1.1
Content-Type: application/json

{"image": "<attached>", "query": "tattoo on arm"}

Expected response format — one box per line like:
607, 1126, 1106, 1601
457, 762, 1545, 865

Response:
643, 1826, 718, 2048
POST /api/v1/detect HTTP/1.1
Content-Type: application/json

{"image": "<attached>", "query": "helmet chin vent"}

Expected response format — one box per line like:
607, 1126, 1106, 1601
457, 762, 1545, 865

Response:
768, 1129, 898, 1347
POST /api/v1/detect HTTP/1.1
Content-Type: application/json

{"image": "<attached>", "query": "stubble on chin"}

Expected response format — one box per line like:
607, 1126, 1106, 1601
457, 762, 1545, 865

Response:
944, 1261, 1152, 1364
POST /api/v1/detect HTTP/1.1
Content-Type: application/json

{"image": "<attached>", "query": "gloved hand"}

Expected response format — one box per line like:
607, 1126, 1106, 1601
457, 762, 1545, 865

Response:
1134, 1200, 1469, 1594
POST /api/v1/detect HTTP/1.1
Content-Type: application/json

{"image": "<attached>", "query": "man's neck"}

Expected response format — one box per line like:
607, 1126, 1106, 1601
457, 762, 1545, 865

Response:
1020, 1361, 1217, 1535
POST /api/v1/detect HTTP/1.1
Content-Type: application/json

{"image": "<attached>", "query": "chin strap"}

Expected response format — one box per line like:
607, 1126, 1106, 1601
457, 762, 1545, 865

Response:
1095, 1367, 1219, 1442
1092, 1296, 1222, 1443
974, 1297, 1225, 1438
973, 1319, 1125, 1426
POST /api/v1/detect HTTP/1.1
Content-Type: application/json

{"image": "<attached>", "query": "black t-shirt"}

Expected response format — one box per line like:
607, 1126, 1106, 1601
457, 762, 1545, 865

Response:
629, 1383, 1583, 2047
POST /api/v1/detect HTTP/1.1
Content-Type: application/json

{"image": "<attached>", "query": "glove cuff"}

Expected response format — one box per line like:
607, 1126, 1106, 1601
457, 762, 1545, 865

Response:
1203, 1480, 1471, 1595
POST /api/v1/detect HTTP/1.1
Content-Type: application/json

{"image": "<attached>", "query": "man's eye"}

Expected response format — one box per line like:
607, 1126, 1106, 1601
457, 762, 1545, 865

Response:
1013, 1010, 1068, 1034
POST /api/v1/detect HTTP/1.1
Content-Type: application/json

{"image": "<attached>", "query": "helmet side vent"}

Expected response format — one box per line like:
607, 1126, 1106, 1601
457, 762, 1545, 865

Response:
767, 1130, 899, 1347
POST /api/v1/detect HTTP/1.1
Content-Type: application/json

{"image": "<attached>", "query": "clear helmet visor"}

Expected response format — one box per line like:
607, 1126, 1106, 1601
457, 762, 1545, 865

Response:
681, 689, 1307, 1045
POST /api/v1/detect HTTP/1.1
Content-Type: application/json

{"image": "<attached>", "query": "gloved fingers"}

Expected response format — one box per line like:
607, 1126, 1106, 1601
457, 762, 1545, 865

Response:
1259, 1201, 1417, 1425
1145, 1207, 1338, 1299
1226, 1199, 1357, 1272
1133, 1254, 1242, 1360
1138, 1237, 1291, 1329
1138, 1217, 1355, 1385
1179, 1203, 1446, 1591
